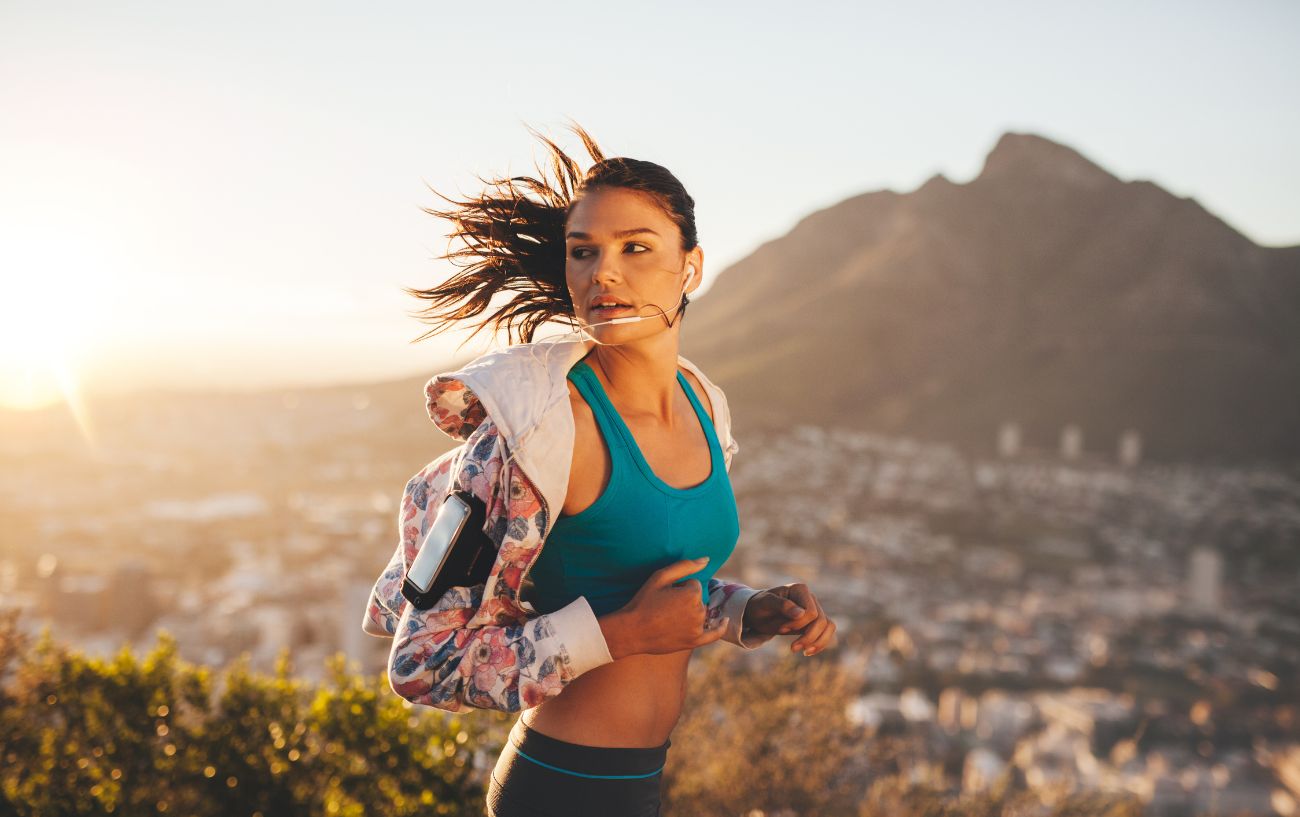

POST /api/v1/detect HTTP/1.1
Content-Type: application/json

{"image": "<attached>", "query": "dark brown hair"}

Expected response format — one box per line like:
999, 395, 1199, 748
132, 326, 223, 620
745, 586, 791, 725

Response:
404, 120, 699, 348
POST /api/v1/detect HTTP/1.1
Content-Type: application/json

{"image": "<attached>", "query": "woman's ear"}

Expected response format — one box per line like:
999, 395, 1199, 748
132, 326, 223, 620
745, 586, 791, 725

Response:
686, 249, 703, 295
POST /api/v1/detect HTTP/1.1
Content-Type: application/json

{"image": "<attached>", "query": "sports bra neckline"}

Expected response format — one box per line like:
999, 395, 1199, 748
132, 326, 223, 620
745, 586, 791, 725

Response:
568, 357, 722, 499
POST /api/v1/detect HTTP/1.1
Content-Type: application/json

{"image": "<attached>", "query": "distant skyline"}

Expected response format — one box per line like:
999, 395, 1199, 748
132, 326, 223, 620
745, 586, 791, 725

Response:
2, 0, 1298, 410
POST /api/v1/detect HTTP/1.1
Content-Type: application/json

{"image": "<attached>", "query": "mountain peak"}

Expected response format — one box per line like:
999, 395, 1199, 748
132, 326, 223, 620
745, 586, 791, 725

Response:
688, 131, 1300, 462
976, 131, 1116, 189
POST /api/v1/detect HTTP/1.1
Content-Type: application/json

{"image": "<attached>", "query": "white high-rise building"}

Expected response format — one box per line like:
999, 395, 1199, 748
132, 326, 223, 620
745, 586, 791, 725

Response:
1118, 429, 1142, 468
1187, 546, 1222, 615
998, 421, 1021, 458
1060, 424, 1083, 460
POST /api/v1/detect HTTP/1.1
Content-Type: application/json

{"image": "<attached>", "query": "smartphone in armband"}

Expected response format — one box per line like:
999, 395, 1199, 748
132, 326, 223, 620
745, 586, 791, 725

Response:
401, 489, 497, 610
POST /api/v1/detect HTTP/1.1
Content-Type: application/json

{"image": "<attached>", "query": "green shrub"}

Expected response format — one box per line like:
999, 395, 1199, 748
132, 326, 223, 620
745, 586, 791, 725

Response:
0, 609, 491, 816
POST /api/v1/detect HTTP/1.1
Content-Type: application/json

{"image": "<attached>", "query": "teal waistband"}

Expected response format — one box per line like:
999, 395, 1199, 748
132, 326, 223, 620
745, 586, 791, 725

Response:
514, 748, 665, 779
506, 716, 670, 779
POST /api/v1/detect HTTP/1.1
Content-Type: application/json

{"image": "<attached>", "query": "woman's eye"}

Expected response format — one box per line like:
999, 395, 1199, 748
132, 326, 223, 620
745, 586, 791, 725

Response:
571, 243, 647, 259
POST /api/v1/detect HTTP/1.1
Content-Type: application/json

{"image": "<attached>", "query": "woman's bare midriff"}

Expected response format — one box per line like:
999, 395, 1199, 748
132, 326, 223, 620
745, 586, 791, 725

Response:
519, 360, 717, 749
520, 649, 692, 747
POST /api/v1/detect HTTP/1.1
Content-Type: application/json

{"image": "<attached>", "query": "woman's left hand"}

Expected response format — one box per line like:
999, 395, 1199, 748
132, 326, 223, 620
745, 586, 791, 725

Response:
743, 583, 836, 656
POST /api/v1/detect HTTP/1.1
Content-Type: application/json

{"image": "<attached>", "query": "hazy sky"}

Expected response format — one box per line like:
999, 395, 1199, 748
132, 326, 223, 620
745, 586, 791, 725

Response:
2, 0, 1297, 409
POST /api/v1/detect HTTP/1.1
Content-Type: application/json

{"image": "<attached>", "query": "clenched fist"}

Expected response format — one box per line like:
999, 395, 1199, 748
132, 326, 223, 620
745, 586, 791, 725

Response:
599, 557, 730, 659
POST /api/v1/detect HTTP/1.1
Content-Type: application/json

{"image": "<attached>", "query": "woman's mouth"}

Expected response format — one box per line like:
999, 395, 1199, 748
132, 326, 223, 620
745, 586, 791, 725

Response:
592, 304, 635, 316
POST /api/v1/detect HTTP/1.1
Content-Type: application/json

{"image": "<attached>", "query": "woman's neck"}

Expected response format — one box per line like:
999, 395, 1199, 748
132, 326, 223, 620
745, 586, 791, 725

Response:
585, 336, 684, 425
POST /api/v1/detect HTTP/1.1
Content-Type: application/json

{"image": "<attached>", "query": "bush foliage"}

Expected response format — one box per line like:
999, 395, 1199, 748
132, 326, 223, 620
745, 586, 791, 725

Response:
0, 610, 489, 816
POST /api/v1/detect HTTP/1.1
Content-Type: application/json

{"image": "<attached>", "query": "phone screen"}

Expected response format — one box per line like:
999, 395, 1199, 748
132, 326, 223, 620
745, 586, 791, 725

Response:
406, 493, 472, 592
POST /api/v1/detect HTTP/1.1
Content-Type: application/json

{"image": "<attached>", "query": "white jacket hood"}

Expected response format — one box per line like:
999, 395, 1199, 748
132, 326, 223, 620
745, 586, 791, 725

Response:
424, 336, 740, 520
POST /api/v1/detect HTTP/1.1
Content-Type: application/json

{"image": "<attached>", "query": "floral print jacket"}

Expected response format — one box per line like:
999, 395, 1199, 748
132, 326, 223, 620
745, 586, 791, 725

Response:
362, 337, 774, 714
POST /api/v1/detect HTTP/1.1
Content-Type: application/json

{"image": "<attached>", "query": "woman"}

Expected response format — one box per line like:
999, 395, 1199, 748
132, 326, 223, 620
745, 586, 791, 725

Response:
363, 122, 836, 816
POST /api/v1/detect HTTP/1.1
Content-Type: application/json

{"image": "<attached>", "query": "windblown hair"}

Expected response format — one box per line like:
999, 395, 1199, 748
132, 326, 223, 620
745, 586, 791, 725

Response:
404, 120, 699, 347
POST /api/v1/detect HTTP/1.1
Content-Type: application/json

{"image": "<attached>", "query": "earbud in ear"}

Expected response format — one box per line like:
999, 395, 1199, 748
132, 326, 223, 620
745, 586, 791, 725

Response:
685, 263, 697, 285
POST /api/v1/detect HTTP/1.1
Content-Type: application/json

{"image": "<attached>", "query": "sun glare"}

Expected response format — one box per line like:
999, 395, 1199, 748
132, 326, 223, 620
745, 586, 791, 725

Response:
0, 286, 80, 411
0, 229, 107, 447
0, 303, 78, 411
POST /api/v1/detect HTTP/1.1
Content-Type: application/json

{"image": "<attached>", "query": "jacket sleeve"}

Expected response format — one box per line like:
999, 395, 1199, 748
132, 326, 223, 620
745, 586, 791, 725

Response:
705, 578, 775, 650
381, 415, 616, 713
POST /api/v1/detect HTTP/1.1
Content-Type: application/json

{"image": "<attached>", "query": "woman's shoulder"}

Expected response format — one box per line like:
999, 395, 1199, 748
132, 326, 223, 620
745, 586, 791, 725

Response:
678, 355, 734, 423
676, 355, 740, 470
677, 366, 715, 425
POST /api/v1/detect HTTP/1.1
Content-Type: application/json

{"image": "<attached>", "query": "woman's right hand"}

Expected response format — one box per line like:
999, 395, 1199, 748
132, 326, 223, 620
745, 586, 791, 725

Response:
599, 557, 729, 659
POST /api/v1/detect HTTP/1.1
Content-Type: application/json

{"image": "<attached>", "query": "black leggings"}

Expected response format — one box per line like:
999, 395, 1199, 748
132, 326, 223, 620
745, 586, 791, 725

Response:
487, 716, 671, 817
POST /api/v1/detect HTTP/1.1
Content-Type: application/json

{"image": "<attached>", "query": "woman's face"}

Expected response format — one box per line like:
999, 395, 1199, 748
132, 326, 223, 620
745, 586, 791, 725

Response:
564, 186, 700, 339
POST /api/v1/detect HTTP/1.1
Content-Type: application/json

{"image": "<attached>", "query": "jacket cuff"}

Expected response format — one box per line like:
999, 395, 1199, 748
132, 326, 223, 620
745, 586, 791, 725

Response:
722, 586, 775, 650
543, 595, 615, 677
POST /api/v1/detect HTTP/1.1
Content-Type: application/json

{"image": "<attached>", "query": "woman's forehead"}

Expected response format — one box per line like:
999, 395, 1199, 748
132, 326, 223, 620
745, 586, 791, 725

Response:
567, 187, 672, 234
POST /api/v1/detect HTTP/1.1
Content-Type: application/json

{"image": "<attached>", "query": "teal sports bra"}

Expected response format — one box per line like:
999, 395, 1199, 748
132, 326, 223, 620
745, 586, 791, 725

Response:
522, 358, 740, 618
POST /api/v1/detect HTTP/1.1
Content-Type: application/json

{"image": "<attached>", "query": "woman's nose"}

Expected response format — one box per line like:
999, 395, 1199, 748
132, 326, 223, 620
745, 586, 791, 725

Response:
592, 255, 625, 285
